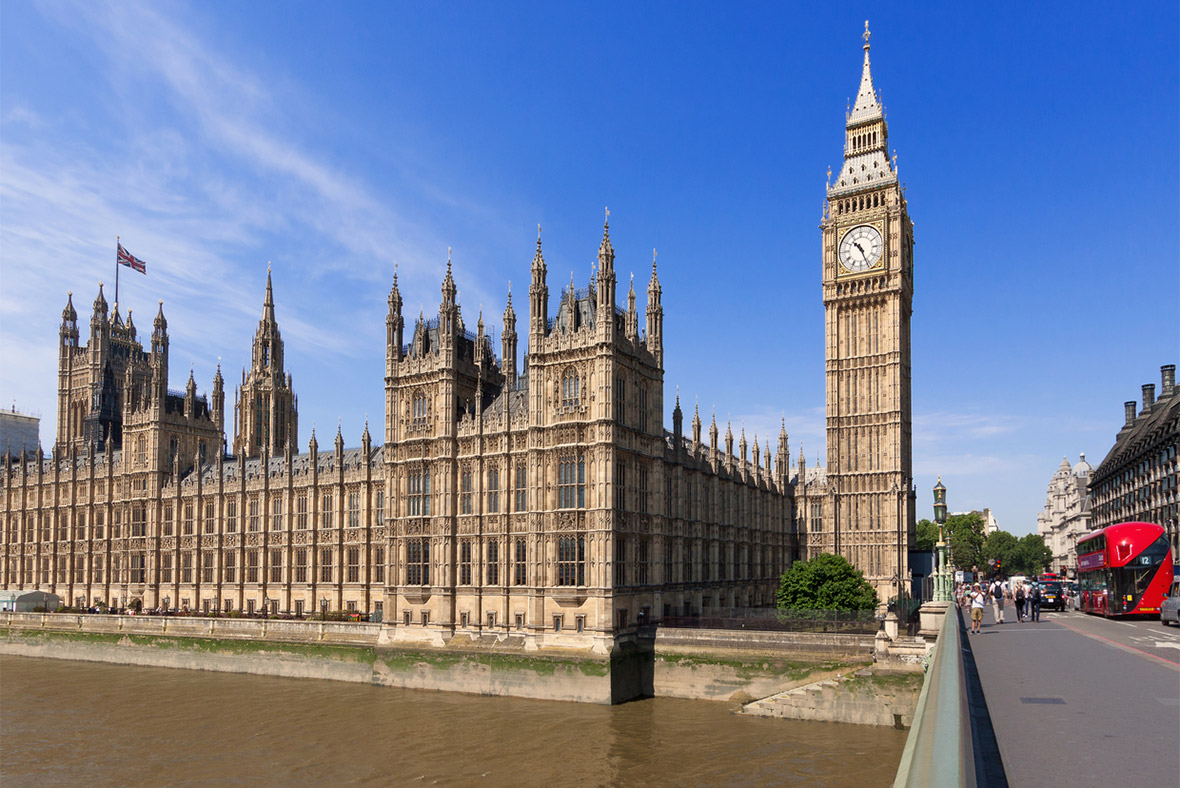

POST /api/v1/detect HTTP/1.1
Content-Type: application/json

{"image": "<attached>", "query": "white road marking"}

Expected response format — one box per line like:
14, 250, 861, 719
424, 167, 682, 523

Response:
1153, 642, 1180, 651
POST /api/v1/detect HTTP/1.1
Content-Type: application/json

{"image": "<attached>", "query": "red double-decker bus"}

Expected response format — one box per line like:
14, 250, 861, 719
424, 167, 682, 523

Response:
1075, 522, 1173, 616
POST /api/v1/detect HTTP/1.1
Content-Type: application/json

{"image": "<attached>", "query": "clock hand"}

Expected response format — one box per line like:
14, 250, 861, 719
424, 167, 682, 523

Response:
853, 242, 868, 262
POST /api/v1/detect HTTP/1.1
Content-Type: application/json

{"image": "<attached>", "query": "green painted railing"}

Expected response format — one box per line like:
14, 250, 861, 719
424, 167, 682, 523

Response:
892, 606, 975, 788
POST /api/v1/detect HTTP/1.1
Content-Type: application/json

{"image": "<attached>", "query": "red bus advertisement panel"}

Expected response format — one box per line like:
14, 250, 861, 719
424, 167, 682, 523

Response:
1075, 522, 1173, 617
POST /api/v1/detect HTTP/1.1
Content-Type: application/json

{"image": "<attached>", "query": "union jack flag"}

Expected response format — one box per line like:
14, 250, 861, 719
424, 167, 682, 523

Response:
117, 242, 147, 274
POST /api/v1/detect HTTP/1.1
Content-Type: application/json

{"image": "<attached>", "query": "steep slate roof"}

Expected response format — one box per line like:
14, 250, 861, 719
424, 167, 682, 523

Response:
1095, 388, 1179, 474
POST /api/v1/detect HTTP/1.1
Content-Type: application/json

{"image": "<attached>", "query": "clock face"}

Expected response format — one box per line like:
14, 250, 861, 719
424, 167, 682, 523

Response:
838, 225, 884, 273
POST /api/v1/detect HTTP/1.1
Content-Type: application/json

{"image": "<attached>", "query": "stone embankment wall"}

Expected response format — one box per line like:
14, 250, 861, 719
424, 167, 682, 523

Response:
743, 668, 924, 728
0, 613, 918, 723
0, 613, 615, 704
652, 627, 876, 702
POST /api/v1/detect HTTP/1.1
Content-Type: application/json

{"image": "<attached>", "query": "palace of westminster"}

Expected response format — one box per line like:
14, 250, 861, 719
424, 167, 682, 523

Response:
0, 28, 917, 651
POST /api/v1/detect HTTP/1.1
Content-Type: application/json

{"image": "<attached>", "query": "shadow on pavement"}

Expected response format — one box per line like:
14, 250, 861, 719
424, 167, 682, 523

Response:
957, 607, 1009, 788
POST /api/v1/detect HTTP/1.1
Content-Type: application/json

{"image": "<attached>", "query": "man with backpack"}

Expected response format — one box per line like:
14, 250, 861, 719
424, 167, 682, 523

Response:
991, 579, 1006, 624
1030, 582, 1042, 622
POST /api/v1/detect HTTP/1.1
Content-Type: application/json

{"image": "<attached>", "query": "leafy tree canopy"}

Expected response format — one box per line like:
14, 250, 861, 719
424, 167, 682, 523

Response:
1013, 533, 1053, 576
945, 512, 985, 572
981, 530, 1052, 576
915, 518, 939, 552
776, 553, 878, 611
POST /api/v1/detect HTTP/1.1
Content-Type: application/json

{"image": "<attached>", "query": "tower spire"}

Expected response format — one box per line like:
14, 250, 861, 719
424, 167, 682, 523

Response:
263, 262, 276, 322
849, 20, 882, 125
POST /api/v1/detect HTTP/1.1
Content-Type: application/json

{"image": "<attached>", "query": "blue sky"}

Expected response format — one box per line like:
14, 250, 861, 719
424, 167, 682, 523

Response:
1, 2, 1176, 536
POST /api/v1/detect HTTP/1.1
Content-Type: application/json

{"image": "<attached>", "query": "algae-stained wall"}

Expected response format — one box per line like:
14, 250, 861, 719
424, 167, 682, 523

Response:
0, 626, 619, 704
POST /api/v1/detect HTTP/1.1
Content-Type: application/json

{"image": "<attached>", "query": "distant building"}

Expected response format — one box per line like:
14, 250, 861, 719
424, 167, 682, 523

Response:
1089, 364, 1178, 561
1036, 455, 1092, 577
0, 409, 40, 459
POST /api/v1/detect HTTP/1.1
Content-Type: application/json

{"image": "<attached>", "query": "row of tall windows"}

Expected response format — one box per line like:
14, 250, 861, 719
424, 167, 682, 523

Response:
407, 470, 431, 516
561, 371, 581, 407
558, 458, 585, 509
557, 536, 586, 586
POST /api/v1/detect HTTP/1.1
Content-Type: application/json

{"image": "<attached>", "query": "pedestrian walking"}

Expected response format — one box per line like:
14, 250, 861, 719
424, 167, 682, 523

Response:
969, 583, 986, 634
1030, 583, 1042, 622
1015, 582, 1026, 622
992, 579, 1006, 624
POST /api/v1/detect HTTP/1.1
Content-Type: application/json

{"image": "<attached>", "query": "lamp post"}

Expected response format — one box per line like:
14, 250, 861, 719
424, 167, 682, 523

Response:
933, 477, 951, 602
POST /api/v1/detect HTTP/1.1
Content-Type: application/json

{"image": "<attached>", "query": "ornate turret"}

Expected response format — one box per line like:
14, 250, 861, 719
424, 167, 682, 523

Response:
60, 292, 78, 351
672, 392, 683, 451
502, 287, 518, 388
439, 249, 460, 344
184, 370, 197, 419
211, 364, 225, 438
151, 300, 168, 361
387, 268, 404, 365
529, 225, 549, 337
646, 250, 663, 364
91, 282, 109, 327
595, 209, 616, 333
776, 418, 790, 485
625, 274, 639, 339
691, 403, 702, 448
234, 266, 298, 458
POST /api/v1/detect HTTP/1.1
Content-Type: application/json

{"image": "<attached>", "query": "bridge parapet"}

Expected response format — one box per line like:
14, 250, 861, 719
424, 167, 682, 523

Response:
892, 606, 976, 787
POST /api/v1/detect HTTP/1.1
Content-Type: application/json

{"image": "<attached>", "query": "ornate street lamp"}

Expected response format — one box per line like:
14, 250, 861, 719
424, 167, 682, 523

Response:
933, 477, 951, 602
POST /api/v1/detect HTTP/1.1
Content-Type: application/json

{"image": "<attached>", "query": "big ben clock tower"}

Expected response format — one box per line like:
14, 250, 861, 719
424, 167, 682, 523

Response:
821, 22, 915, 599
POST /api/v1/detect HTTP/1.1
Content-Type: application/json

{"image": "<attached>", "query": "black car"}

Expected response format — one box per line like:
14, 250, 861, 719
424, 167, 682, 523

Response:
1039, 581, 1065, 611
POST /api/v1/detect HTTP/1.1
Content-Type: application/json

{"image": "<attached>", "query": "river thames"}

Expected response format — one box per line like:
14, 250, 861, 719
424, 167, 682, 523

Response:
1, 655, 905, 787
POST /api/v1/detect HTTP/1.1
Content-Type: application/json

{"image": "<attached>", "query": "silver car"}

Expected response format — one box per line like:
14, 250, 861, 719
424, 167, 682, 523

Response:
1162, 579, 1180, 627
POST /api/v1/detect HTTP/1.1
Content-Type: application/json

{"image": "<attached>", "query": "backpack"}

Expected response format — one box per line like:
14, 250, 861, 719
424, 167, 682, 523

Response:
1016, 586, 1025, 601
1032, 585, 1041, 602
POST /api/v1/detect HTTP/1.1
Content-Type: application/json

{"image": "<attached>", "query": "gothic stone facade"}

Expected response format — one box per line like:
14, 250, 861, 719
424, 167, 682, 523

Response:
1, 26, 916, 638
1, 221, 793, 653
815, 26, 916, 598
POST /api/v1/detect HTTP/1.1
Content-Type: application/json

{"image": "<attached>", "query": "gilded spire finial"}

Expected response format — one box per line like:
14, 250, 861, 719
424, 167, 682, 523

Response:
652, 248, 658, 274
863, 20, 871, 50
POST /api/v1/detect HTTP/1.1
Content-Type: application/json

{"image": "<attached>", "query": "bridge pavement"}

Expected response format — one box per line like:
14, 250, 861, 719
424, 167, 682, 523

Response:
962, 603, 1179, 786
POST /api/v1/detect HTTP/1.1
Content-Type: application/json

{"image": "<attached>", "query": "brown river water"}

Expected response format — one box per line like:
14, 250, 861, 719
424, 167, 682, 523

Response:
0, 655, 905, 787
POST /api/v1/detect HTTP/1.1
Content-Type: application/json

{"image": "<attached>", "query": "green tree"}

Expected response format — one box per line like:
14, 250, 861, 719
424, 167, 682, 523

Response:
945, 512, 985, 572
1011, 534, 1053, 576
914, 518, 939, 552
982, 530, 1020, 576
776, 553, 878, 611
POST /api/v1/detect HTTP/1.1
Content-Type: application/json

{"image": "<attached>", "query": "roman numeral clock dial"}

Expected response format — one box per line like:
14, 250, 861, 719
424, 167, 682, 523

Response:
838, 224, 883, 273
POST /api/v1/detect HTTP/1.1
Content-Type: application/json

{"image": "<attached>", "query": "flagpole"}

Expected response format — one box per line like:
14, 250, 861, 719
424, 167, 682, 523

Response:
115, 235, 120, 309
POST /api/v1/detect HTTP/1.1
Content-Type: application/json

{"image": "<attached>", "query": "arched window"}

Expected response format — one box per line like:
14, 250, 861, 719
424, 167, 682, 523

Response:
412, 392, 428, 429
561, 370, 581, 407
557, 535, 586, 586
558, 455, 586, 509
